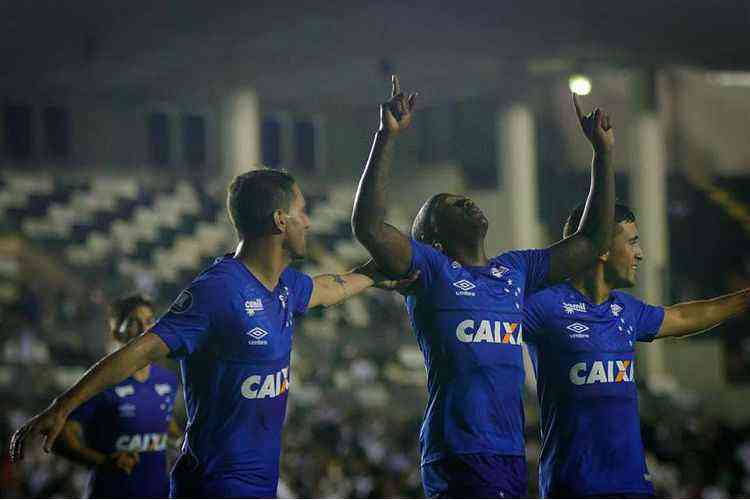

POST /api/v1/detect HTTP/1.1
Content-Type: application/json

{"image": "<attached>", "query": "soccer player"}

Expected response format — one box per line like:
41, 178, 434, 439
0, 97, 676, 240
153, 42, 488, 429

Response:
351, 76, 615, 498
10, 169, 415, 498
53, 294, 180, 498
523, 203, 750, 498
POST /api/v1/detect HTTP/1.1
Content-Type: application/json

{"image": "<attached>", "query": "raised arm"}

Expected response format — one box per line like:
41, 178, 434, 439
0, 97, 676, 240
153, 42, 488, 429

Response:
547, 93, 615, 283
656, 287, 750, 339
351, 75, 417, 278
10, 332, 169, 461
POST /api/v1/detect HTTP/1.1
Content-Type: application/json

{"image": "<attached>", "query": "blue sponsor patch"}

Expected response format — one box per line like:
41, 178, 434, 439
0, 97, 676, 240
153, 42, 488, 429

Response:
171, 290, 193, 314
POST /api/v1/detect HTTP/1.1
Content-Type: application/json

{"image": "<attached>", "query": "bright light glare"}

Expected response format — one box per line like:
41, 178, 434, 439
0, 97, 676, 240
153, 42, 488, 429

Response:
708, 72, 750, 87
569, 75, 592, 95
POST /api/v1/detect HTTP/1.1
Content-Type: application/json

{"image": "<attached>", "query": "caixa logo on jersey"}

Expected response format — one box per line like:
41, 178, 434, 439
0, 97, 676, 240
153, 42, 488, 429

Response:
241, 367, 289, 400
569, 360, 634, 385
455, 319, 522, 344
115, 433, 168, 452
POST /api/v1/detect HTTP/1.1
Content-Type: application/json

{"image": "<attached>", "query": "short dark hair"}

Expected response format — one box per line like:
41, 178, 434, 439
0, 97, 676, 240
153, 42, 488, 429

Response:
411, 193, 451, 243
109, 294, 153, 341
227, 169, 296, 239
563, 203, 636, 238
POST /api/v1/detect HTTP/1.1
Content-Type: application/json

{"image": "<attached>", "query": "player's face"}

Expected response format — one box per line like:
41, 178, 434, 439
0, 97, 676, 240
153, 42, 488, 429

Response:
283, 184, 310, 260
436, 195, 489, 241
604, 221, 643, 288
120, 305, 156, 343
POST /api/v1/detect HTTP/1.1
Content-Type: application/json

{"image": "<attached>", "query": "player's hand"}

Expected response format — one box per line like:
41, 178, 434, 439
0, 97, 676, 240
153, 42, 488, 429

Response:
374, 269, 420, 293
9, 400, 71, 462
572, 92, 614, 153
379, 74, 417, 136
353, 259, 420, 294
105, 451, 140, 475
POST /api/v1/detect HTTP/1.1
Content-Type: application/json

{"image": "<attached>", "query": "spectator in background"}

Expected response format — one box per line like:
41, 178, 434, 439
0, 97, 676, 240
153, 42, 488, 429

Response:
52, 294, 180, 498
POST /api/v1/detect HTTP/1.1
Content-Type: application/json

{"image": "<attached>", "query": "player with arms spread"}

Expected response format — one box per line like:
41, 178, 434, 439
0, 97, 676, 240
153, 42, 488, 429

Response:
351, 76, 616, 498
524, 203, 750, 498
10, 169, 415, 498
53, 294, 180, 498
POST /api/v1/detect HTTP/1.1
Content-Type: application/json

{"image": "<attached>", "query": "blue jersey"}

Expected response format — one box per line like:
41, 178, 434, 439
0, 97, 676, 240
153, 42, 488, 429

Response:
524, 283, 665, 498
70, 364, 178, 498
151, 255, 313, 497
406, 239, 550, 466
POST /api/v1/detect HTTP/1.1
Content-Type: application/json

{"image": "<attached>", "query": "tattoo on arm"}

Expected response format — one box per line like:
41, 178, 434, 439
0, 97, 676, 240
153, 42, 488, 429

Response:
319, 274, 347, 288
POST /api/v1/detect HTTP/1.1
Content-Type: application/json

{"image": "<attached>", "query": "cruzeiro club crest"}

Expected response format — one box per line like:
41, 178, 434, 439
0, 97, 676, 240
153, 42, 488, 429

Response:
490, 266, 509, 279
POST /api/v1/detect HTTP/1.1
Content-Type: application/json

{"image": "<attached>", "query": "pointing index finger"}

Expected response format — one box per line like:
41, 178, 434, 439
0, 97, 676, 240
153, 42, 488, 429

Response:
391, 74, 400, 98
572, 92, 584, 123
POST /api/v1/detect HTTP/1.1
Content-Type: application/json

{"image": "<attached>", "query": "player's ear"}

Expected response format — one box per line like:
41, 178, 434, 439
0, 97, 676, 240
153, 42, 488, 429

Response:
272, 209, 286, 234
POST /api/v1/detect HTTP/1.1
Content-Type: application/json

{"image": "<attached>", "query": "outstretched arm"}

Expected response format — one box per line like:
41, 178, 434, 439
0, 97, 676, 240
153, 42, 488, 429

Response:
308, 260, 419, 308
352, 75, 417, 278
10, 332, 169, 461
656, 287, 750, 339
547, 93, 615, 283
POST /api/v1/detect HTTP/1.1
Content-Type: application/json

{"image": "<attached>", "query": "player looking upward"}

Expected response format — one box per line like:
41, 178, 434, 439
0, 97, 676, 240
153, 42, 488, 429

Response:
351, 76, 616, 498
53, 294, 180, 498
11, 168, 414, 498
524, 203, 750, 498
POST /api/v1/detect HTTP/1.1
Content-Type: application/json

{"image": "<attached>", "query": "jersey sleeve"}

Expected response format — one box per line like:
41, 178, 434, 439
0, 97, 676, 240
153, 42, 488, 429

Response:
523, 292, 548, 345
282, 267, 314, 316
408, 238, 447, 291
150, 276, 222, 359
500, 249, 551, 294
625, 294, 665, 343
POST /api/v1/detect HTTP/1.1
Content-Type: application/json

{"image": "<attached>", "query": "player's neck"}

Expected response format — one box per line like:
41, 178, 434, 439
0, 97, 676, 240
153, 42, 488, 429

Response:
569, 266, 612, 304
449, 241, 489, 267
234, 238, 290, 292
133, 364, 151, 382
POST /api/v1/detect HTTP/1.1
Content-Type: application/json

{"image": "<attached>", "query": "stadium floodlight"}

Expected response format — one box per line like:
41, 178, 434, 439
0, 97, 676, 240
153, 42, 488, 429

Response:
569, 75, 592, 95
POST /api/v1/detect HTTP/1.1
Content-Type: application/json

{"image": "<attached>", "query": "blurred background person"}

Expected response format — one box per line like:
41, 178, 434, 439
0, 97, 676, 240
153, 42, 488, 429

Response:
53, 294, 180, 498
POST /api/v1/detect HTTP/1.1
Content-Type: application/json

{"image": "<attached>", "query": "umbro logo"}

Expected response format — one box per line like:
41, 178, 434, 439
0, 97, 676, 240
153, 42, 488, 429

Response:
563, 302, 587, 314
611, 304, 622, 317
566, 322, 589, 334
118, 403, 136, 418
453, 279, 476, 297
453, 280, 475, 291
246, 327, 270, 345
245, 299, 264, 316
